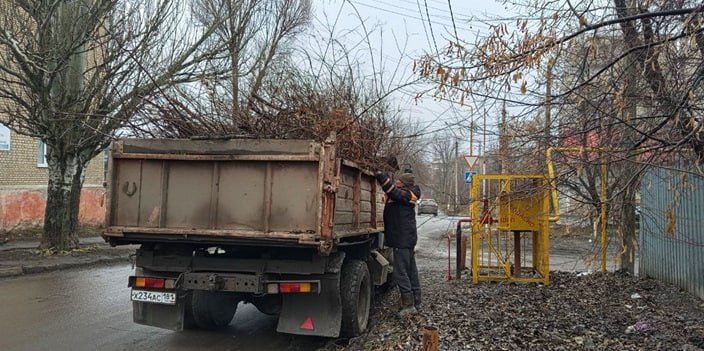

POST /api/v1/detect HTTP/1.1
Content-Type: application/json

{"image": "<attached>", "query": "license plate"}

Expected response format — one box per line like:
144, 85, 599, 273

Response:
131, 289, 176, 305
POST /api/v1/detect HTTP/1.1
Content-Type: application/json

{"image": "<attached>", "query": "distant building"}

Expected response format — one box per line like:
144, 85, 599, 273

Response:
0, 123, 105, 231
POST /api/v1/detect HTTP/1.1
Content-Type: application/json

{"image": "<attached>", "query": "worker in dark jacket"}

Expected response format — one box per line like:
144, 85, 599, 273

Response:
375, 171, 422, 316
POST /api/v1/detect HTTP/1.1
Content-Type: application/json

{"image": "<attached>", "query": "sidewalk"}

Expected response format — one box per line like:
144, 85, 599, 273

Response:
0, 236, 137, 278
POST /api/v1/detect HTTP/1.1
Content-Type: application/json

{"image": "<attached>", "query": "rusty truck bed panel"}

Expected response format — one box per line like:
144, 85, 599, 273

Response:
104, 139, 384, 247
333, 163, 384, 232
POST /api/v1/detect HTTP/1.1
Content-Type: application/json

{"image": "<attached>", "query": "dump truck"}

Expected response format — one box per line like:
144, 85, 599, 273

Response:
103, 138, 393, 338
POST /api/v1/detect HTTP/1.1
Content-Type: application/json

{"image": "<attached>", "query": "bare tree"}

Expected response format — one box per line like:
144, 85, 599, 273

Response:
426, 131, 455, 209
132, 0, 426, 170
192, 0, 311, 132
129, 0, 312, 137
419, 1, 704, 159
0, 0, 224, 250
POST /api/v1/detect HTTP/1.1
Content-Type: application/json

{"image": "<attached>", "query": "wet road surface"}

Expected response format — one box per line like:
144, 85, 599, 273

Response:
415, 213, 622, 273
0, 265, 328, 351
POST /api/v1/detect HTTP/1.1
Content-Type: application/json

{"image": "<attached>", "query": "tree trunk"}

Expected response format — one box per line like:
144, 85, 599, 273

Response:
42, 152, 84, 250
40, 0, 88, 251
617, 106, 640, 274
613, 0, 640, 274
619, 180, 638, 274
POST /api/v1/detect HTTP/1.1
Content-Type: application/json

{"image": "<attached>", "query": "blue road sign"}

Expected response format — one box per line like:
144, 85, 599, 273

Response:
464, 171, 477, 184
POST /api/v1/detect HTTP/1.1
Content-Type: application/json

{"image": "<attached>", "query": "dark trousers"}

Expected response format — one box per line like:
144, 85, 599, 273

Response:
393, 248, 420, 294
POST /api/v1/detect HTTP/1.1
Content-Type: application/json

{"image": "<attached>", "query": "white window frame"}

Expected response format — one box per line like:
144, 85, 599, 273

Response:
37, 140, 49, 168
0, 123, 10, 151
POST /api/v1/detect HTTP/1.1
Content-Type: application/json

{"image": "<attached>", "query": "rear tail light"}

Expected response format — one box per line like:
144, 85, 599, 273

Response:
130, 276, 176, 289
280, 283, 311, 293
137, 277, 165, 288
266, 281, 318, 294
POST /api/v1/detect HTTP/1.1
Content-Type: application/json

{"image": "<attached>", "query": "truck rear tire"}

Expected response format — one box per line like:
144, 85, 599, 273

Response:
190, 291, 238, 330
340, 260, 371, 337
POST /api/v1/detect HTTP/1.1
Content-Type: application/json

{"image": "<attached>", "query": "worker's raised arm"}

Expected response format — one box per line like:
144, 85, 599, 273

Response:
375, 172, 418, 206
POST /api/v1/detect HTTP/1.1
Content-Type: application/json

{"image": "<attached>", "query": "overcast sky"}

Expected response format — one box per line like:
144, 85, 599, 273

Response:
311, 0, 512, 155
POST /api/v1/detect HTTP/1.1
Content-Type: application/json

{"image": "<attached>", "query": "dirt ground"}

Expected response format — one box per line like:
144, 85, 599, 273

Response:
333, 269, 704, 350
325, 216, 704, 351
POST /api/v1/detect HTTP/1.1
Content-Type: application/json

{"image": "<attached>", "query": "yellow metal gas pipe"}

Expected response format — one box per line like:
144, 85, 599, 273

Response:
546, 147, 559, 222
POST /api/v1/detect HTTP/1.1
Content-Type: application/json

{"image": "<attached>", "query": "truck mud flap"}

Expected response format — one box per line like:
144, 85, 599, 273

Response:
276, 273, 341, 337
133, 300, 186, 331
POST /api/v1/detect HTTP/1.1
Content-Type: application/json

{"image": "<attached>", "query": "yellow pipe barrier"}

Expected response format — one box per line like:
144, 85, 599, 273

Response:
546, 147, 557, 221
469, 174, 550, 284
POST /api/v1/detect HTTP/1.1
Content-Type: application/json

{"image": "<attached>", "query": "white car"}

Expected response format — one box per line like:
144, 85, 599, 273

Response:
417, 199, 438, 216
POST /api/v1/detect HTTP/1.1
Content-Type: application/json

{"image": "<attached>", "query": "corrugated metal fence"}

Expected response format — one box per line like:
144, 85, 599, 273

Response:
640, 168, 704, 299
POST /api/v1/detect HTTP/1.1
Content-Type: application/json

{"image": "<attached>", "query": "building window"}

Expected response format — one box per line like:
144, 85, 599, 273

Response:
0, 123, 10, 151
37, 140, 48, 167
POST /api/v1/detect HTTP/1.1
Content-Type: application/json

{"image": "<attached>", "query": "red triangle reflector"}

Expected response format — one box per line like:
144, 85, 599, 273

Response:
300, 317, 314, 330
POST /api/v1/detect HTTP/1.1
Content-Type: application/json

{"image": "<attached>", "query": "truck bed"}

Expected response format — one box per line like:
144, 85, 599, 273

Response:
103, 138, 385, 253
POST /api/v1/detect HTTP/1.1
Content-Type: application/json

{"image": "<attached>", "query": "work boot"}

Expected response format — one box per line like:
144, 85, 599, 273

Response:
413, 290, 422, 310
398, 293, 417, 317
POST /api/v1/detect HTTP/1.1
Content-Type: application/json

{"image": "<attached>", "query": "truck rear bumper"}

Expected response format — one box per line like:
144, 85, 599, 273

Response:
128, 247, 350, 337
130, 277, 343, 337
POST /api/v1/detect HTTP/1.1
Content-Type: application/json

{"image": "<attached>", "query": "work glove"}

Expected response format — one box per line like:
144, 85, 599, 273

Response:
374, 171, 387, 184
375, 171, 392, 192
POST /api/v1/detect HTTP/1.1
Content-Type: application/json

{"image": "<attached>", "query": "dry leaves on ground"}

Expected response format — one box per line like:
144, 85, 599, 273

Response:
334, 270, 704, 351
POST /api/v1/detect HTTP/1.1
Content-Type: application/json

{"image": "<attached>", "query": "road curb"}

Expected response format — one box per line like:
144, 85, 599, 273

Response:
0, 256, 130, 278
0, 266, 23, 277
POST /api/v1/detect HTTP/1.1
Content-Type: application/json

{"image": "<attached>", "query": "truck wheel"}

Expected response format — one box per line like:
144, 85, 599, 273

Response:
189, 290, 238, 330
340, 260, 371, 337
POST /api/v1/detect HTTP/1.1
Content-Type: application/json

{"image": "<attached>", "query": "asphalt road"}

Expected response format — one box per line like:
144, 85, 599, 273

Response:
0, 264, 329, 351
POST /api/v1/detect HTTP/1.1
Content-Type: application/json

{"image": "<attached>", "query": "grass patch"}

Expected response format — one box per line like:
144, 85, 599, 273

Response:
29, 244, 101, 256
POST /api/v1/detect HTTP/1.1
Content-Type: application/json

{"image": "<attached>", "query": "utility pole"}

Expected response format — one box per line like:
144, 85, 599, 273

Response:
543, 58, 554, 169
469, 119, 474, 155
454, 139, 458, 213
500, 102, 508, 174
482, 110, 487, 195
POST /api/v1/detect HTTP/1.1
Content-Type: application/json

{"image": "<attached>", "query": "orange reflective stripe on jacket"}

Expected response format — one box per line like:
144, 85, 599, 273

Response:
409, 191, 418, 205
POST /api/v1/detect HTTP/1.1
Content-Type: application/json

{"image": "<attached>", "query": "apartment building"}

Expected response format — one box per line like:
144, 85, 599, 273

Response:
0, 123, 105, 231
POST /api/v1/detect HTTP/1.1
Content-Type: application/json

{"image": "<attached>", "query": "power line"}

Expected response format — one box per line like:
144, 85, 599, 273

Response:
427, 0, 478, 16
348, 0, 483, 35
392, 0, 478, 23
422, 0, 440, 55
446, 0, 459, 43
394, 0, 485, 24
